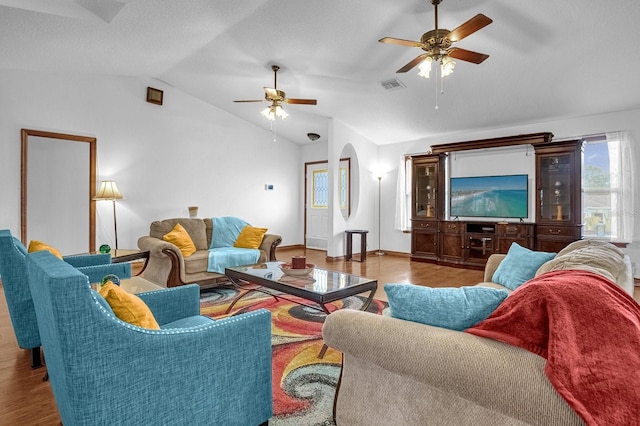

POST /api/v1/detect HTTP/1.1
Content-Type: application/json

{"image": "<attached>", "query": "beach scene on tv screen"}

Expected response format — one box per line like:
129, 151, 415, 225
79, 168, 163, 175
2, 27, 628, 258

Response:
450, 175, 528, 218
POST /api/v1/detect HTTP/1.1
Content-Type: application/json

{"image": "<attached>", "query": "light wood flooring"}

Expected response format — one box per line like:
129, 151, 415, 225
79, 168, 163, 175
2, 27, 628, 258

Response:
1, 248, 637, 425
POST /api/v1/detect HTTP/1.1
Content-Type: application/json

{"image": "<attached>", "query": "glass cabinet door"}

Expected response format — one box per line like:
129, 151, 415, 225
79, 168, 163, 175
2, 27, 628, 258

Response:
414, 162, 438, 219
538, 153, 573, 222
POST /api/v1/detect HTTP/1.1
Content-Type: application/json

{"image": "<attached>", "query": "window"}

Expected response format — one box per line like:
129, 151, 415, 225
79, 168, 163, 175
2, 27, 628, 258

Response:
312, 169, 328, 208
582, 131, 635, 242
395, 155, 412, 232
311, 161, 350, 214
339, 167, 349, 210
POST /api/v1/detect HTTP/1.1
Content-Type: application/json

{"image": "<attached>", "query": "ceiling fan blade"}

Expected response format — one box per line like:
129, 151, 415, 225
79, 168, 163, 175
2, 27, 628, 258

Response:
379, 37, 423, 48
233, 100, 265, 103
285, 98, 317, 105
447, 47, 489, 64
447, 14, 492, 42
396, 54, 429, 73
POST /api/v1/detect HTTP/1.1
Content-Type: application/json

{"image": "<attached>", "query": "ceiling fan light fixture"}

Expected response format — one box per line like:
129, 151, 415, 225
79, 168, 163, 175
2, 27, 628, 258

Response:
261, 104, 288, 121
261, 106, 275, 120
275, 105, 288, 119
417, 57, 433, 78
441, 56, 456, 77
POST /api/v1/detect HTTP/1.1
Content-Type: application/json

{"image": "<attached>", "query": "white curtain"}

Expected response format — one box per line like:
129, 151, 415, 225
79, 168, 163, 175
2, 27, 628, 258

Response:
607, 131, 636, 242
395, 156, 411, 231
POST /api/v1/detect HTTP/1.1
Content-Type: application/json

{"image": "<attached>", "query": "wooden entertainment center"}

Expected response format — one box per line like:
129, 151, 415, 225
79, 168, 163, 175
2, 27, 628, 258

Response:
411, 132, 583, 269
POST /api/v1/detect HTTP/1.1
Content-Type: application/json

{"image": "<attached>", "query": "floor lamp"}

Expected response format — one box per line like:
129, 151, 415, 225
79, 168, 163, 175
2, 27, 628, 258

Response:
94, 181, 124, 250
376, 174, 384, 255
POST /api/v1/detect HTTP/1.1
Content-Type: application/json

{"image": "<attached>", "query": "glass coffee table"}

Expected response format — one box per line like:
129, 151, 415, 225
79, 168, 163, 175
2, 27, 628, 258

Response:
225, 261, 378, 357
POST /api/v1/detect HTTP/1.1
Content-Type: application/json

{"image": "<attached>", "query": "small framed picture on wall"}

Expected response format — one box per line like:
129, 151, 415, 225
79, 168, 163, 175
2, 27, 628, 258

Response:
146, 87, 163, 105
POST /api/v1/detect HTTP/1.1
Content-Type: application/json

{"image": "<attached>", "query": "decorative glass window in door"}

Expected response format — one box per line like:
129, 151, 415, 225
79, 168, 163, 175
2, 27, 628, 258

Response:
339, 167, 348, 210
312, 169, 328, 208
312, 163, 350, 214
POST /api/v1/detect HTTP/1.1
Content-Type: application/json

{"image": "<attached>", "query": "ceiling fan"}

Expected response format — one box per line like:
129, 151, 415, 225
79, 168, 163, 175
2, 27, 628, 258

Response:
379, 0, 492, 78
234, 65, 317, 120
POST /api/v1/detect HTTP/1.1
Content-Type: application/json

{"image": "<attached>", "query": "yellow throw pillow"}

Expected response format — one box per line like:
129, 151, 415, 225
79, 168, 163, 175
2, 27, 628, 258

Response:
28, 240, 63, 260
163, 223, 196, 257
234, 226, 268, 249
98, 282, 160, 329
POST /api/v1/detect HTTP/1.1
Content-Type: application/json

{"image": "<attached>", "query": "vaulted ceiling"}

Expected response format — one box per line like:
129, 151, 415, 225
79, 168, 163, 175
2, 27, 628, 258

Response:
2, 0, 640, 145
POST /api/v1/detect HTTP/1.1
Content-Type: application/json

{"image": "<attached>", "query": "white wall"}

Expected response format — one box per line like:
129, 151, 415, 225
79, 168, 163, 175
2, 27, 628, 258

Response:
3, 69, 638, 275
326, 119, 379, 258
379, 108, 640, 275
0, 69, 303, 250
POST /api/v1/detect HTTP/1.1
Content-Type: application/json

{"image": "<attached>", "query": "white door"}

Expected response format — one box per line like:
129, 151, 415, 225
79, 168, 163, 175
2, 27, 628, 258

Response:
305, 160, 350, 250
306, 163, 329, 250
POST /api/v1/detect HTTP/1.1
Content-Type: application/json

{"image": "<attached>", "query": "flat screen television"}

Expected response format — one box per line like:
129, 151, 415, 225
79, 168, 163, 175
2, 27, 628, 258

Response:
450, 174, 528, 219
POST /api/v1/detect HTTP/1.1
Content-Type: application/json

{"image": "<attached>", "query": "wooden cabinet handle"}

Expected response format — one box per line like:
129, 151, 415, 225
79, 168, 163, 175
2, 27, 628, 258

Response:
548, 229, 561, 235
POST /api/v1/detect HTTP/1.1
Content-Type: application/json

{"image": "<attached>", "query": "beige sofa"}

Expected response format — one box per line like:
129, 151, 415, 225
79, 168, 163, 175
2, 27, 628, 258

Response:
138, 218, 281, 288
323, 240, 634, 425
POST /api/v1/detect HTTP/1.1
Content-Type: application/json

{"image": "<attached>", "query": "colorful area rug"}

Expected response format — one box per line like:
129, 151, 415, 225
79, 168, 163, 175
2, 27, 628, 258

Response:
200, 287, 387, 426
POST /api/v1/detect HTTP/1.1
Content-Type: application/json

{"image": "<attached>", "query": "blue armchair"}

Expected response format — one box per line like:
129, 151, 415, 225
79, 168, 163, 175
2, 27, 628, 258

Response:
26, 250, 273, 426
0, 229, 131, 368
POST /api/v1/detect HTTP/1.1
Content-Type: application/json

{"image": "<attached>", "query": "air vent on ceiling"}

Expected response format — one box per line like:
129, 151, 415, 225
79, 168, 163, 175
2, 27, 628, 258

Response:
380, 78, 406, 91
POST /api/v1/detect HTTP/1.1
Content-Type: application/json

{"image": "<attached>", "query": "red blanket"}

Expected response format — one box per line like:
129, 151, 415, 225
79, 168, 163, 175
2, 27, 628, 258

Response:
467, 270, 640, 425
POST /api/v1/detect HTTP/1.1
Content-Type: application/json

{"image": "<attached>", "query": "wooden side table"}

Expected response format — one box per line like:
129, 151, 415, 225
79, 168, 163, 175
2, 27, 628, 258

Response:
110, 249, 150, 276
345, 230, 368, 262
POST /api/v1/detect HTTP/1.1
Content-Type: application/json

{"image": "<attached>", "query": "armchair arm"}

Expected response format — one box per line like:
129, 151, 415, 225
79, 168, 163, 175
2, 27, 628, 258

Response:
323, 309, 578, 424
137, 284, 201, 325
78, 262, 131, 284
64, 253, 111, 267
260, 233, 282, 261
138, 236, 186, 286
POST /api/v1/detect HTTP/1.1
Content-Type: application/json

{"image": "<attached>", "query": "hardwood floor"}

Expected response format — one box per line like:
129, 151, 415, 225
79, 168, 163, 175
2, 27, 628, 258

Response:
1, 248, 636, 425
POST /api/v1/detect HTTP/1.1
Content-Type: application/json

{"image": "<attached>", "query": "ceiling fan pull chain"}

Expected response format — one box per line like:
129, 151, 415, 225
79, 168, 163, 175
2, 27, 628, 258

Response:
434, 67, 439, 110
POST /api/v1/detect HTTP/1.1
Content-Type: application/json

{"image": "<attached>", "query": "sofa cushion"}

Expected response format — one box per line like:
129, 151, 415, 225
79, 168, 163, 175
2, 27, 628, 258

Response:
384, 283, 509, 331
183, 250, 211, 274
163, 223, 197, 257
207, 247, 260, 274
235, 226, 268, 249
475, 281, 512, 292
98, 282, 160, 329
150, 219, 208, 250
536, 239, 627, 284
492, 243, 555, 290
161, 315, 215, 329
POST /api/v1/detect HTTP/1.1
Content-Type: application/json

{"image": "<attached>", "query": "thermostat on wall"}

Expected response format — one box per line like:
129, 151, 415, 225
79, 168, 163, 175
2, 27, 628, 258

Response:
265, 184, 274, 191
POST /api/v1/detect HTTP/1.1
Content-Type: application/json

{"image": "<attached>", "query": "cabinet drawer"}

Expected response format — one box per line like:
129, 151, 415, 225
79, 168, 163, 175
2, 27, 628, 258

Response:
440, 221, 462, 234
413, 221, 436, 230
537, 226, 579, 238
498, 224, 529, 235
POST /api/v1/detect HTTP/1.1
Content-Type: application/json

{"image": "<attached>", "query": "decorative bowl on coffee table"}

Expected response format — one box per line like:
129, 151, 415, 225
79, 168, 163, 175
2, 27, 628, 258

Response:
279, 262, 315, 276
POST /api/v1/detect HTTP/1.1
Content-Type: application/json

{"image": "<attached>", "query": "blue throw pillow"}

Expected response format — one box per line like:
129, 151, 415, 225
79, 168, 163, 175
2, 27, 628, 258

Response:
492, 243, 556, 290
384, 284, 509, 331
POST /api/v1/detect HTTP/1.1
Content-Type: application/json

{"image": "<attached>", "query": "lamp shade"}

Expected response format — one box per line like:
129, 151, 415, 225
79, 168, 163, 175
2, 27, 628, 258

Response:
94, 181, 124, 200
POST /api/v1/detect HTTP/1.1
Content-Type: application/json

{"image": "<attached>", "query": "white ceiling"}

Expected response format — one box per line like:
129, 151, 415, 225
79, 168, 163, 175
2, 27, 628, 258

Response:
2, 0, 640, 145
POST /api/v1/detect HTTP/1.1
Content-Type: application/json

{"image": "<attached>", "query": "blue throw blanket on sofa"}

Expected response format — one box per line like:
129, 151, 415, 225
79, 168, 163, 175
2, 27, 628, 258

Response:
207, 247, 260, 274
207, 217, 259, 273
210, 216, 248, 249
